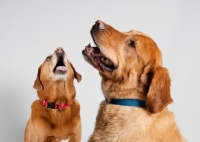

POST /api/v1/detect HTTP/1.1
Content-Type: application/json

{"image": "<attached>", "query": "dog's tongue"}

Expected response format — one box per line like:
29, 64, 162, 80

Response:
56, 66, 67, 71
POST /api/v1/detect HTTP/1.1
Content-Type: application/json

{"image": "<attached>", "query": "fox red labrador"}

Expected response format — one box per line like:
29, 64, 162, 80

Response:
82, 20, 186, 142
25, 47, 82, 142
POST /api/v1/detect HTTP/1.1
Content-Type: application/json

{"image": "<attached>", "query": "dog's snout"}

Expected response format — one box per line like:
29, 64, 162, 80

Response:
94, 20, 105, 30
55, 47, 64, 53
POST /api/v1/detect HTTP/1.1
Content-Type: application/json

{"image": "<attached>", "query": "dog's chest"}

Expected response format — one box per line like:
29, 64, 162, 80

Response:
92, 102, 183, 142
94, 102, 147, 138
60, 138, 69, 142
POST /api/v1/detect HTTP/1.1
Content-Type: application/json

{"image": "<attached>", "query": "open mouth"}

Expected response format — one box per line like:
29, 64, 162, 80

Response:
82, 44, 116, 72
53, 54, 67, 75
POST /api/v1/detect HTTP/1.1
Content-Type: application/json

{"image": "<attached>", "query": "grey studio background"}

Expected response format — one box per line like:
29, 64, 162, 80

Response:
0, 0, 199, 141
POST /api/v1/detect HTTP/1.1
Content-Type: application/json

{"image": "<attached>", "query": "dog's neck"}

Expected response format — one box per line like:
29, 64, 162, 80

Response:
101, 77, 147, 102
37, 81, 75, 105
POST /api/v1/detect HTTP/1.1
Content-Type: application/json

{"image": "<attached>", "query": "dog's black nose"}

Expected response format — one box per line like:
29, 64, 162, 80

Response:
55, 47, 64, 53
94, 20, 105, 30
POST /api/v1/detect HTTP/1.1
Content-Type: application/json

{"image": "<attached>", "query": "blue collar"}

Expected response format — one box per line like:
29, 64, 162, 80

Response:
107, 99, 146, 107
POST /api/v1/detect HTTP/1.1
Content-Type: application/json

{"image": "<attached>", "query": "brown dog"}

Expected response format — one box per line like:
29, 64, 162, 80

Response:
82, 20, 186, 142
25, 47, 82, 142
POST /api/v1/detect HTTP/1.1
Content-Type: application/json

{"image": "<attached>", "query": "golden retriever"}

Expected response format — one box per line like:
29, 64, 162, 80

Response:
25, 47, 82, 142
82, 20, 186, 142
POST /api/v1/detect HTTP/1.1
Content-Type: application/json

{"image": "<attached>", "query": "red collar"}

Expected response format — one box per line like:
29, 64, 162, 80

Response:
41, 100, 69, 109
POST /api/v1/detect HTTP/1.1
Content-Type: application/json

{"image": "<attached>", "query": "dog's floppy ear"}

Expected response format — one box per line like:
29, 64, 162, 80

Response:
70, 62, 82, 82
33, 66, 43, 91
147, 66, 173, 113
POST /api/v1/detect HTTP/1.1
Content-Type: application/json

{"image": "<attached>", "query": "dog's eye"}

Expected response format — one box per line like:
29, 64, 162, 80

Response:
46, 56, 51, 61
128, 40, 135, 48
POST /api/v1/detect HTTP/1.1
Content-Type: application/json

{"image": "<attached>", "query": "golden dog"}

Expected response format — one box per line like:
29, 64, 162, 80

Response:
82, 20, 186, 142
25, 47, 82, 142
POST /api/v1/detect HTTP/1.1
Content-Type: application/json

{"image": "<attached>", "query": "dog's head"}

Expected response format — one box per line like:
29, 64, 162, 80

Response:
33, 47, 82, 92
82, 20, 172, 113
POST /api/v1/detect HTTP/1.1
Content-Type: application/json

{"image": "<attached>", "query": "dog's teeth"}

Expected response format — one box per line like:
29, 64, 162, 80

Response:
89, 48, 93, 54
101, 57, 109, 63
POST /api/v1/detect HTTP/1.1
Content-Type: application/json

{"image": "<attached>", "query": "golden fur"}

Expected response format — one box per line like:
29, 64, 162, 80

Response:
82, 20, 186, 142
25, 47, 82, 142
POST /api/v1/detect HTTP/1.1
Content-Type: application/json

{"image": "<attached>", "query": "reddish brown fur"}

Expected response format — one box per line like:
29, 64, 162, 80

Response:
92, 24, 172, 113
147, 67, 173, 113
25, 48, 82, 142
83, 20, 186, 142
